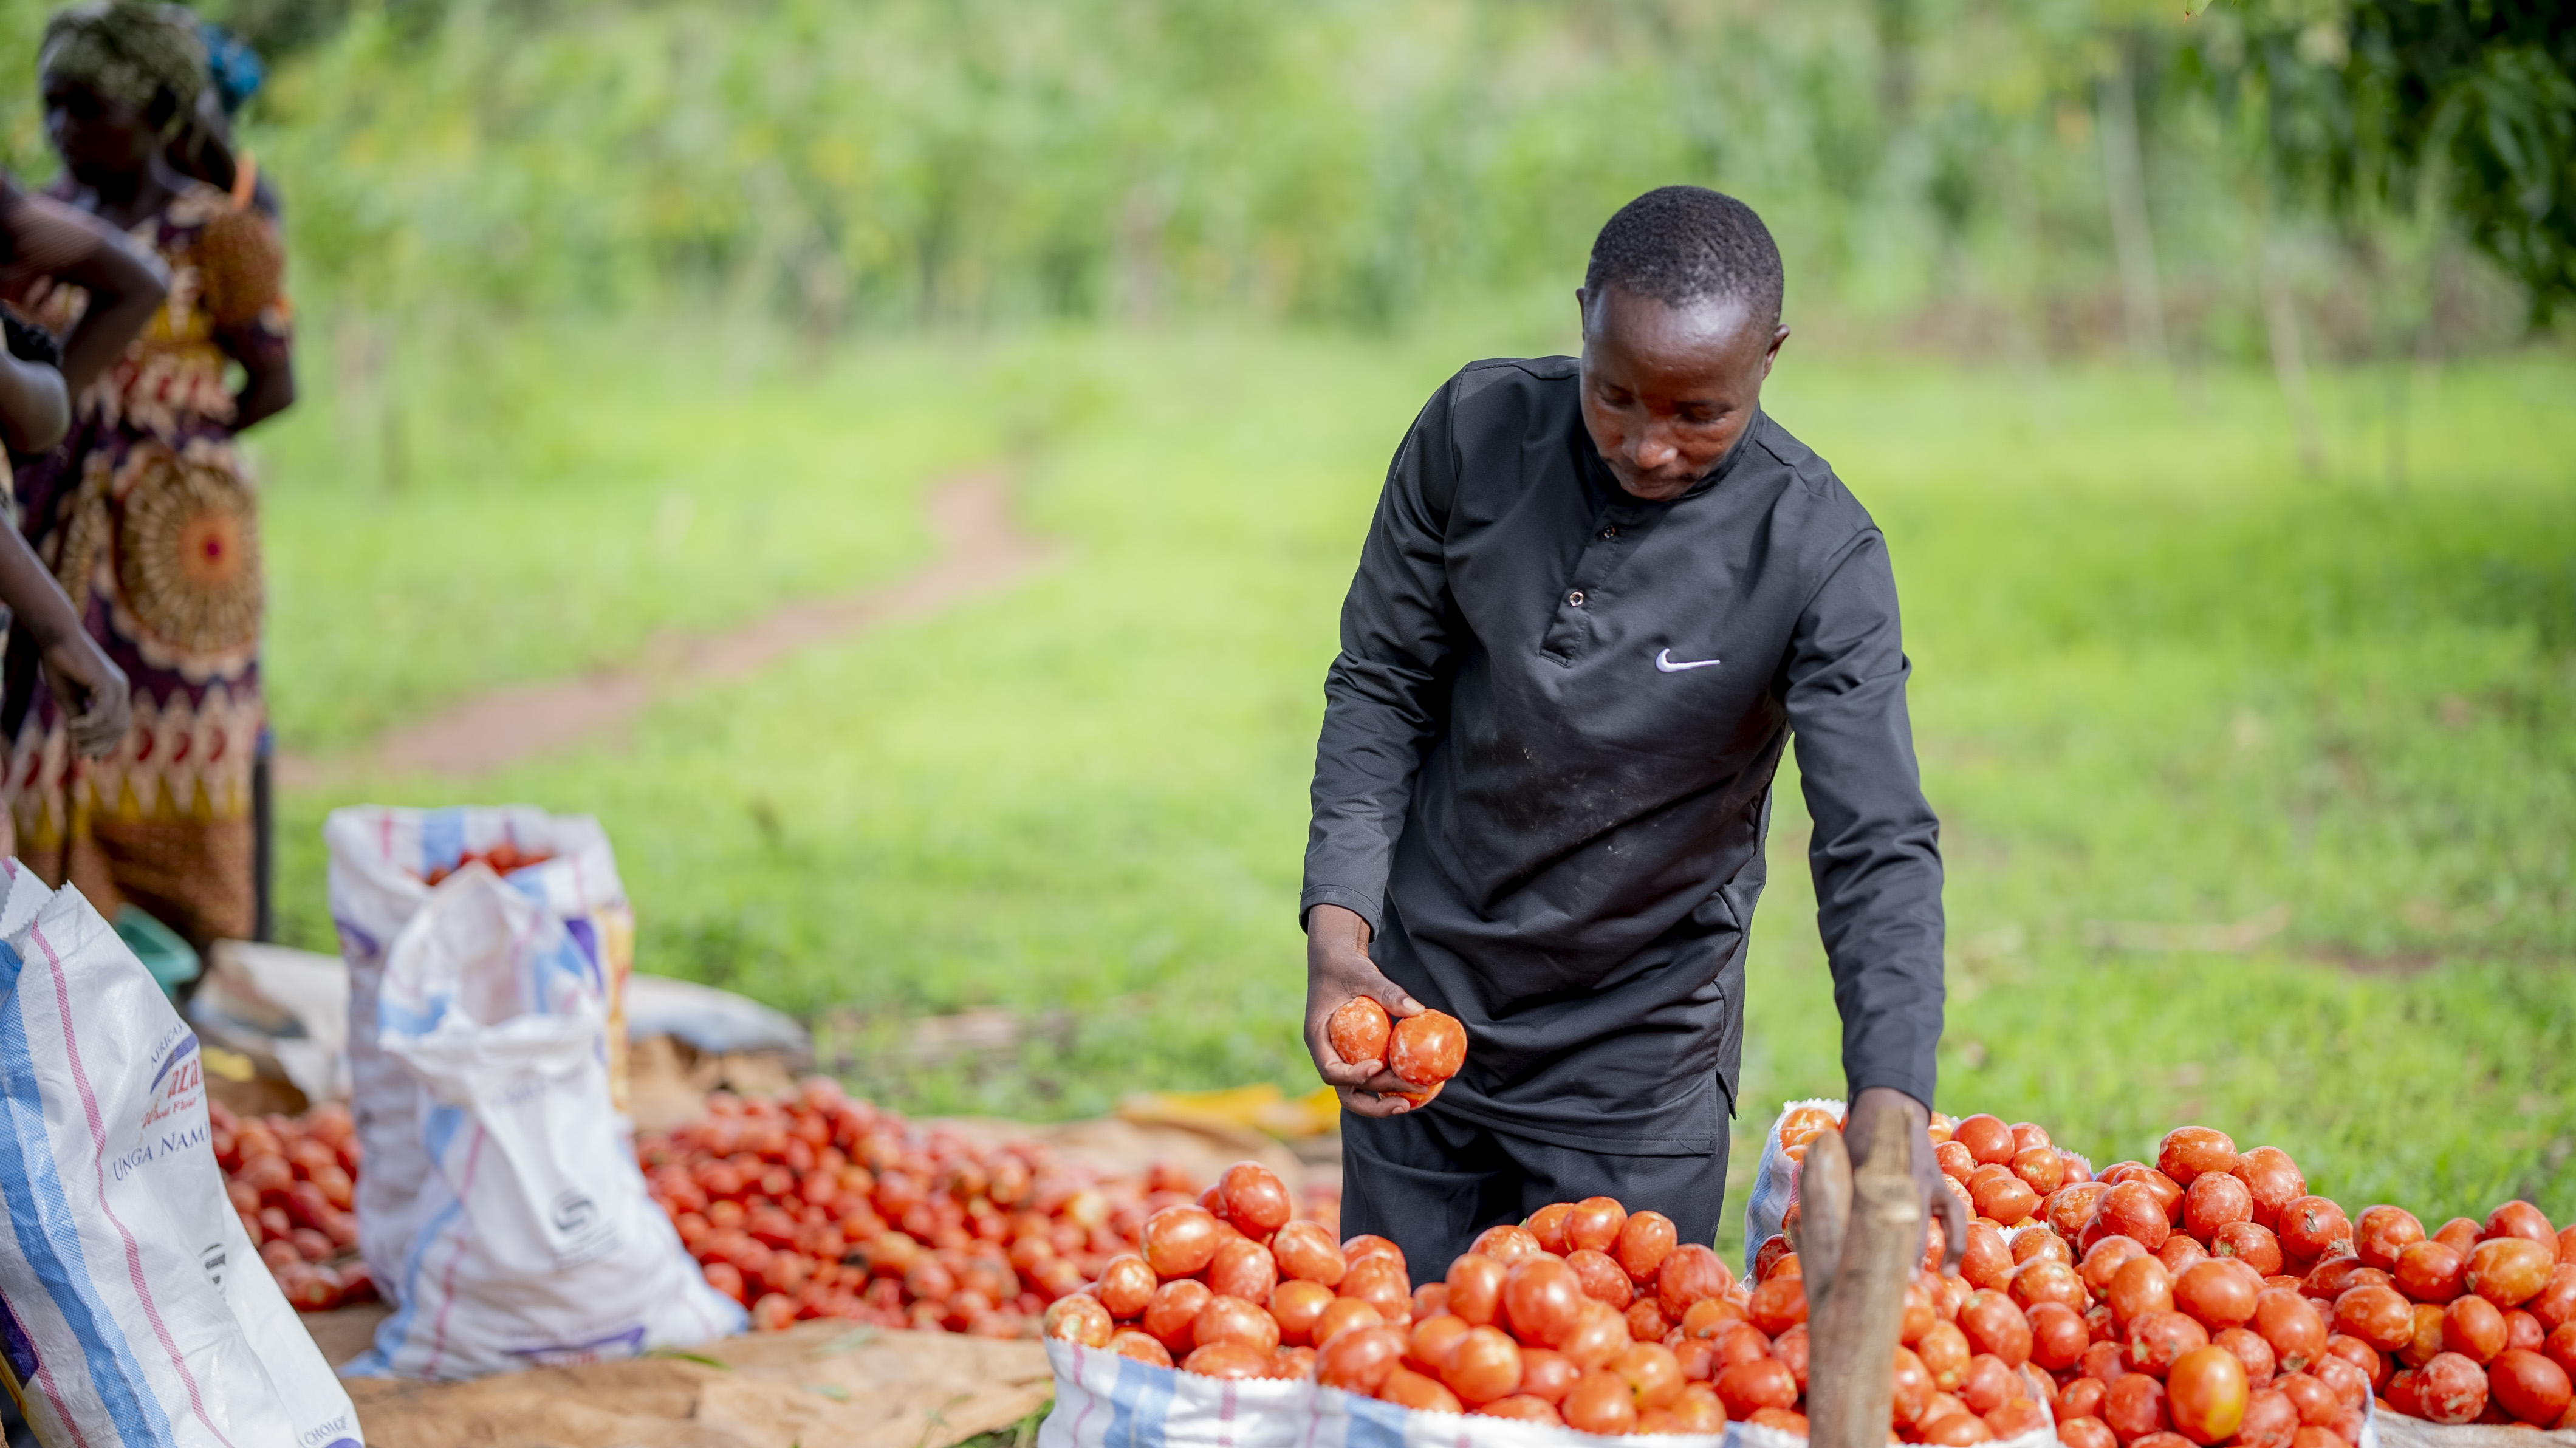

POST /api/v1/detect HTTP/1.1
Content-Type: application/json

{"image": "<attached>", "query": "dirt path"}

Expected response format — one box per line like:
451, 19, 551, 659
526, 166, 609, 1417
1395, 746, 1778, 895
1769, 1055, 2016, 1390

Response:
276, 473, 1055, 786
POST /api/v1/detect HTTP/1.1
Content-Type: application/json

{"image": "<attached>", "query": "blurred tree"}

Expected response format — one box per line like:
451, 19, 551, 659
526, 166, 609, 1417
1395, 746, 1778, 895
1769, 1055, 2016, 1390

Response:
2194, 0, 2575, 323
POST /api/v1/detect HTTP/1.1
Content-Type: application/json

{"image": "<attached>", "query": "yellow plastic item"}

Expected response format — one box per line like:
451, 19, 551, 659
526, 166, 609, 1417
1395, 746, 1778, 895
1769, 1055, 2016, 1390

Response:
1115, 1084, 1341, 1141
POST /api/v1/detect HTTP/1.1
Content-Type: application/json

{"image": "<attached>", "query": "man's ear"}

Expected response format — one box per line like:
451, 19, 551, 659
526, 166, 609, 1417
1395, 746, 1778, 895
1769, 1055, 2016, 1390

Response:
1761, 324, 1790, 380
1574, 287, 1593, 338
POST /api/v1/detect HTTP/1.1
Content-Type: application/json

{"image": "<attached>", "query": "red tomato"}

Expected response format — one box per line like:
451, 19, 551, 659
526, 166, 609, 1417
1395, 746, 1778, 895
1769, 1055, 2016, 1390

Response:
1958, 1352, 2015, 1415
1614, 1210, 1676, 1283
1342, 1257, 1413, 1326
2216, 1325, 2277, 1385
1317, 1324, 1406, 1392
1563, 1368, 1638, 1435
2352, 1206, 2425, 1272
1110, 1328, 1172, 1365
1524, 1203, 1574, 1256
1470, 1224, 1544, 1264
1145, 1279, 1213, 1354
1518, 1346, 1578, 1404
2469, 1238, 2557, 1310
1614, 1342, 1685, 1410
1564, 1195, 1627, 1254
2235, 1390, 2298, 1448
1471, 1395, 1561, 1424
1327, 997, 1390, 1065
1309, 1297, 1385, 1348
1747, 1275, 1807, 1336
2158, 1129, 2239, 1188
1208, 1238, 1277, 1303
2490, 1347, 2573, 1425
1558, 1300, 1630, 1371
1376, 1364, 1461, 1410
1656, 1243, 1734, 1320
1342, 1234, 1406, 1275
1270, 1279, 1335, 1345
1386, 1011, 1466, 1086
2109, 1257, 2177, 1327
2058, 1416, 2119, 1448
2445, 1293, 2510, 1362
1043, 1295, 1114, 1347
2015, 1146, 2069, 1197
2030, 1302, 2090, 1372
1440, 1323, 1523, 1405
2213, 1221, 2285, 1277
1564, 1248, 1631, 1309
2414, 1350, 2489, 1424
2166, 1345, 2249, 1444
2276, 1198, 2352, 1263
2485, 1201, 2557, 1248
2102, 1373, 2170, 1441
1714, 1356, 1798, 1418
1405, 1313, 1469, 1374
2253, 1289, 2328, 1372
2226, 1149, 2306, 1232
1184, 1341, 1272, 1379
2183, 1173, 2253, 1243
1270, 1221, 1346, 1287
1142, 1207, 1223, 1278
2176, 1259, 2261, 1330
2052, 1183, 2114, 1240
1955, 1115, 2016, 1167
1444, 1252, 1506, 1327
1501, 1256, 1584, 1348
2527, 1266, 2576, 1332
2128, 1310, 2211, 1378
2091, 1182, 2173, 1253
1216, 1163, 1292, 1237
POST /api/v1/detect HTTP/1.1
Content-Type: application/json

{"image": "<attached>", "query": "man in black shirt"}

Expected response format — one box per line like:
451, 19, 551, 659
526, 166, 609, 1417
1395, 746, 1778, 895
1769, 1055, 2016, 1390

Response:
1301, 186, 1959, 1277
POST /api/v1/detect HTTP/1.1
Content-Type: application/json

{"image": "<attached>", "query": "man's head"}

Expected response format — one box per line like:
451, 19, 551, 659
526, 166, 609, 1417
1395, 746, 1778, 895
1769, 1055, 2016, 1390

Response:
1576, 186, 1789, 501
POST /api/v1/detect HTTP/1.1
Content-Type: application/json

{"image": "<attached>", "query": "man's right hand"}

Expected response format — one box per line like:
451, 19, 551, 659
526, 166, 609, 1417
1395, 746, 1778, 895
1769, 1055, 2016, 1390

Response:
1303, 902, 1429, 1119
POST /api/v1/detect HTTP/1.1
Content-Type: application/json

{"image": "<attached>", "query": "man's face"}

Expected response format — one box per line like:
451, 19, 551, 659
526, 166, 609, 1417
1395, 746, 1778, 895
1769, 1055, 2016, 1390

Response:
1577, 284, 1789, 502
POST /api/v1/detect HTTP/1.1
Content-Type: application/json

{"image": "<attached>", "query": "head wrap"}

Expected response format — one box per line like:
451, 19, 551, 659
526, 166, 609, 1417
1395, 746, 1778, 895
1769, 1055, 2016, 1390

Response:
198, 19, 261, 117
38, 1, 208, 130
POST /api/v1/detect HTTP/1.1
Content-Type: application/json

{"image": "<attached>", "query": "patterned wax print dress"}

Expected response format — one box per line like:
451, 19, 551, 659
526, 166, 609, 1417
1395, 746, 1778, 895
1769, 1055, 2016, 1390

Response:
4, 179, 287, 946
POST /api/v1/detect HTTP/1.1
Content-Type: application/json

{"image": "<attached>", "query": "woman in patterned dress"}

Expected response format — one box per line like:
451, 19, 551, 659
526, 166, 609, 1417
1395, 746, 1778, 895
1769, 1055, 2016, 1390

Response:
7, 0, 293, 946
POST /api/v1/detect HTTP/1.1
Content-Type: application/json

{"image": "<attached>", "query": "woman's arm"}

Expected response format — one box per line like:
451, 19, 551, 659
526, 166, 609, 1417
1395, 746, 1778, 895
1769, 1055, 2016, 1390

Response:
21, 201, 169, 398
0, 352, 69, 454
0, 526, 126, 757
228, 338, 294, 429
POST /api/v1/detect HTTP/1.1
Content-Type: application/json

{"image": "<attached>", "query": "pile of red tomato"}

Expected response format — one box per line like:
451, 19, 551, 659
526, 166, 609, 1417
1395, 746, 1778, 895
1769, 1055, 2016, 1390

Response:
210, 1099, 379, 1313
415, 842, 554, 887
636, 1079, 1338, 1336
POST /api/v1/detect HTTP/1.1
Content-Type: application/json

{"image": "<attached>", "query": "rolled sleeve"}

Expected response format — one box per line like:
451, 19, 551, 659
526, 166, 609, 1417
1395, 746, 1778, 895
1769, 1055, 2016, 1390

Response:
1783, 532, 1945, 1108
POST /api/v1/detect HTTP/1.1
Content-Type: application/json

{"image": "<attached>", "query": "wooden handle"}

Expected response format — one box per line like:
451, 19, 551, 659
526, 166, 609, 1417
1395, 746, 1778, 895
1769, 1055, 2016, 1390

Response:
1803, 1115, 1923, 1448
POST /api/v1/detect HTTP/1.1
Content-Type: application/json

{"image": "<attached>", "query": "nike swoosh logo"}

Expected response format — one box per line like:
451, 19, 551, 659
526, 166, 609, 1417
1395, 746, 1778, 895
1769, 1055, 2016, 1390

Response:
1654, 649, 1721, 672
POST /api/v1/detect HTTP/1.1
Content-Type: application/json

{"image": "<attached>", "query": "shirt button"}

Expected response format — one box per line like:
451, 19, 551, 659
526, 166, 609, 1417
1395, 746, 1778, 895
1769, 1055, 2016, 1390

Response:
1567, 590, 1585, 606
1601, 526, 1619, 539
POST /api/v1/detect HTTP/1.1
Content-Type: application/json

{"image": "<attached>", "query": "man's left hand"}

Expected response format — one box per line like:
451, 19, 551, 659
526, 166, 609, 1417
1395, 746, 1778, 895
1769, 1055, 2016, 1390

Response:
1846, 1085, 1965, 1273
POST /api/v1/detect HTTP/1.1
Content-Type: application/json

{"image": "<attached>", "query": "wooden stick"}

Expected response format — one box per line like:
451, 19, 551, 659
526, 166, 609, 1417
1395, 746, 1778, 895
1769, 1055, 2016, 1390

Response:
1804, 1115, 1923, 1448
1792, 1130, 1852, 1326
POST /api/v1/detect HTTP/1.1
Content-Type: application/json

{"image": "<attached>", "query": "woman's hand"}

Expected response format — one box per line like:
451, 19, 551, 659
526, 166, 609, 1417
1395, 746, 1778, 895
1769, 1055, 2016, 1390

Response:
1302, 902, 1427, 1119
41, 630, 128, 758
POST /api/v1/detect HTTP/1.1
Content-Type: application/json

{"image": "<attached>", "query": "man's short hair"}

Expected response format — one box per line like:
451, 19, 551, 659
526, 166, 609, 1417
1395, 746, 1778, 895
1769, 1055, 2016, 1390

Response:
1583, 186, 1784, 327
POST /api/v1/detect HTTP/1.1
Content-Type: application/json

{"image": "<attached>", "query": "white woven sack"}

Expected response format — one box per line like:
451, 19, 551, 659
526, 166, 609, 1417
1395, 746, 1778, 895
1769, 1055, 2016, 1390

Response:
0, 868, 359, 1447
1741, 1098, 1841, 1277
324, 805, 633, 1299
346, 866, 739, 1379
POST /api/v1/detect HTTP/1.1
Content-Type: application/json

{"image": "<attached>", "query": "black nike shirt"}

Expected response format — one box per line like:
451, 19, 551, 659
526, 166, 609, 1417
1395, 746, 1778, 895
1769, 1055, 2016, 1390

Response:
1301, 357, 1944, 1154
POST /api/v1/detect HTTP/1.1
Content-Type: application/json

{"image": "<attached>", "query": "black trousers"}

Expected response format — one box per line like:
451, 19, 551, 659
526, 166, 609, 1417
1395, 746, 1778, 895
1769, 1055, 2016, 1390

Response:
1340, 1104, 1730, 1285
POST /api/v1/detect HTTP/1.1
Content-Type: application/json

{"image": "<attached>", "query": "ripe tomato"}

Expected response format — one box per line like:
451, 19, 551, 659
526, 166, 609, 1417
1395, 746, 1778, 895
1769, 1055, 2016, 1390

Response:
2052, 1183, 2114, 1240
1748, 1407, 1810, 1435
2109, 1256, 2177, 1326
1518, 1346, 1578, 1404
1680, 1296, 1749, 1340
1555, 1248, 1628, 1310
1975, 1172, 2041, 1227
1889, 1344, 1936, 1424
1208, 1238, 1278, 1302
2397, 1303, 2447, 1368
1142, 1206, 1224, 1278
1327, 997, 1390, 1066
2012, 1258, 2088, 1316
1270, 1221, 1346, 1287
1342, 1234, 1406, 1274
1444, 1252, 1506, 1327
1939, 1139, 1981, 1181
2275, 1370, 2336, 1425
1470, 1224, 1544, 1264
2175, 1259, 2261, 1330
2158, 1129, 2239, 1187
2253, 1289, 2328, 1371
2413, 1349, 2489, 1424
1183, 1340, 1273, 1379
1958, 1352, 2015, 1414
1377, 1364, 1462, 1411
2508, 1308, 2546, 1351
1713, 1356, 1798, 1418
1524, 1203, 1574, 1255
2091, 1181, 2173, 1253
1954, 1115, 2016, 1167
2014, 1146, 2069, 1197
1310, 1296, 1385, 1348
2212, 1221, 2285, 1276
2527, 1266, 2576, 1331
1109, 1329, 1172, 1366
2102, 1371, 2170, 1441
2227, 1149, 2306, 1231
1405, 1313, 1470, 1374
1501, 1256, 1584, 1347
2467, 1237, 2555, 1309
2128, 1310, 2212, 1378
1386, 1011, 1466, 1087
2108, 1166, 2187, 1226
2490, 1347, 2573, 1425
1563, 1368, 1638, 1435
1317, 1323, 1406, 1392
2549, 1322, 2576, 1380
1559, 1299, 1631, 1370
1668, 1383, 1725, 1432
2236, 1388, 2298, 1448
1917, 1319, 1972, 1391
1471, 1395, 1561, 1424
1656, 1243, 1734, 1319
2443, 1293, 2509, 1363
1439, 1323, 1523, 1405
1959, 1289, 2035, 1367
2313, 1350, 2373, 1406
2484, 1201, 2557, 1248
1216, 1163, 1292, 1237
1145, 1279, 1214, 1354
2058, 1416, 2119, 1448
1623, 1299, 1670, 1342
1044, 1295, 1114, 1347
2062, 1376, 2108, 1421
2183, 1174, 2253, 1243
2160, 1235, 2210, 1276
1614, 1342, 1685, 1410
2216, 1325, 2276, 1384
2332, 1284, 2414, 1350
2351, 1206, 2424, 1272
1960, 1221, 2015, 1291
2084, 1236, 2151, 1296
1270, 1279, 1335, 1345
2276, 1198, 2352, 1263
2030, 1302, 2090, 1372
2165, 1344, 2249, 1445
2431, 1217, 2482, 1254
1343, 1256, 1413, 1325
1614, 1210, 1676, 1283
1747, 1275, 1807, 1336
1564, 1195, 1626, 1254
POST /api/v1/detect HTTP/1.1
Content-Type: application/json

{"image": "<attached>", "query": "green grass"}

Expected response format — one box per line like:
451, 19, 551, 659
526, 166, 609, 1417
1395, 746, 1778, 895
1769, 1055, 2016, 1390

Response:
262, 318, 2576, 1237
